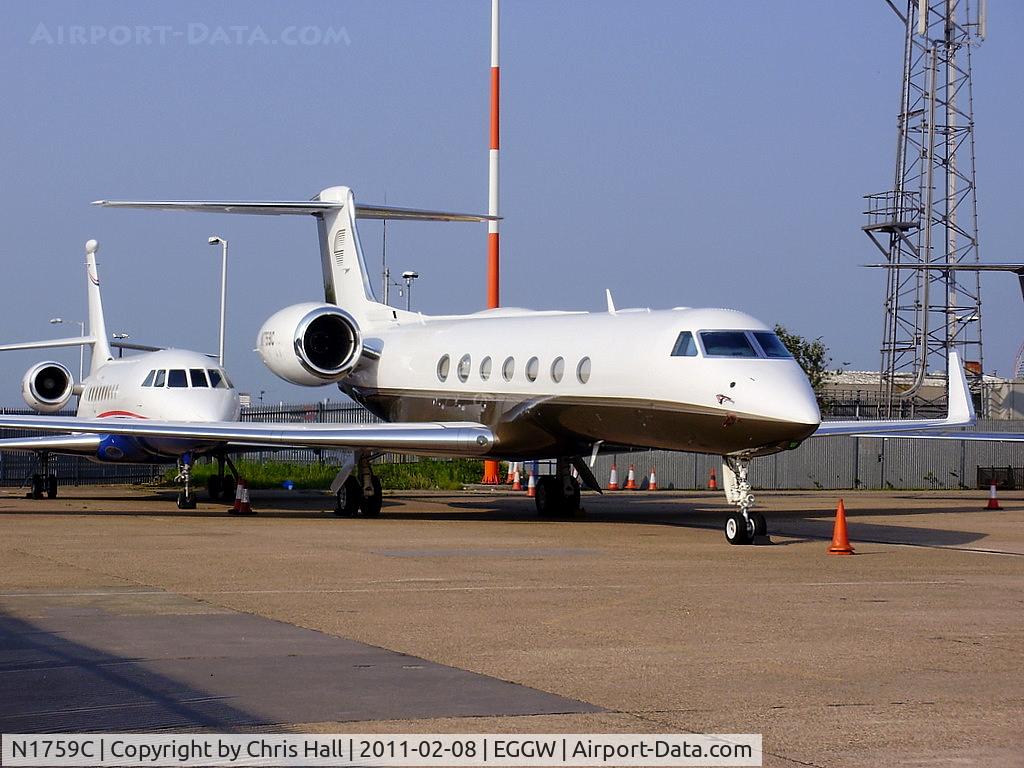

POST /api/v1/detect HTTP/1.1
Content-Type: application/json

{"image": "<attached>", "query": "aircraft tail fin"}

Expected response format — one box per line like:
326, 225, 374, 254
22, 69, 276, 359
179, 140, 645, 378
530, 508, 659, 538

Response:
0, 241, 113, 377
94, 188, 496, 317
84, 239, 113, 373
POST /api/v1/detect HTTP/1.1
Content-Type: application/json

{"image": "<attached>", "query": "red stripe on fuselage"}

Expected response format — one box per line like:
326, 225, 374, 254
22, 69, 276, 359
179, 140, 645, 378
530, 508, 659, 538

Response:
97, 410, 148, 419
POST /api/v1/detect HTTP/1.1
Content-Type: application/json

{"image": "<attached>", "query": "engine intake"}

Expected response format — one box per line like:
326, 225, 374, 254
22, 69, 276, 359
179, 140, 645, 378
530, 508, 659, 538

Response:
257, 303, 363, 386
22, 362, 74, 413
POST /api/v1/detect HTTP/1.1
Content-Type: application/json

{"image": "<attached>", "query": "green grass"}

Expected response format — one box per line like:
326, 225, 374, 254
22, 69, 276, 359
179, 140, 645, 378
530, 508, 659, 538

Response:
166, 459, 485, 491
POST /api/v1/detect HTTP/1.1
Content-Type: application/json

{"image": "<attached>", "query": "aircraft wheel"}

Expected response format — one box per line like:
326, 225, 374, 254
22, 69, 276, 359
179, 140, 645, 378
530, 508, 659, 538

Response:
220, 476, 237, 503
46, 476, 58, 499
535, 477, 563, 517
334, 476, 362, 517
565, 478, 581, 514
752, 511, 767, 537
206, 475, 222, 502
359, 476, 383, 517
177, 491, 197, 510
29, 474, 44, 500
725, 513, 753, 545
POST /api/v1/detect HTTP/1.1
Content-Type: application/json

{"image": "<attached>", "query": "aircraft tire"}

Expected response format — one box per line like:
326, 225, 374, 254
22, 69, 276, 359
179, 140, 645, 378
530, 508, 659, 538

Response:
334, 476, 362, 517
220, 476, 236, 503
752, 512, 767, 537
359, 476, 383, 517
535, 477, 563, 517
725, 513, 753, 545
177, 491, 197, 510
46, 476, 58, 499
207, 475, 222, 502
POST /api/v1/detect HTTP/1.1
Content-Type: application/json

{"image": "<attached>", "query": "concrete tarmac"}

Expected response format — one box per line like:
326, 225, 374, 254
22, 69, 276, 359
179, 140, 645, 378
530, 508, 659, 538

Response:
0, 486, 1021, 767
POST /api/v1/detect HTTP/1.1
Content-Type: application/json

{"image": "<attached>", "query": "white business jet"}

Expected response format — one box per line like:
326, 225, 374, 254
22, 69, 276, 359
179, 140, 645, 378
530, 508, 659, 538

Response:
0, 185, 956, 544
0, 238, 494, 512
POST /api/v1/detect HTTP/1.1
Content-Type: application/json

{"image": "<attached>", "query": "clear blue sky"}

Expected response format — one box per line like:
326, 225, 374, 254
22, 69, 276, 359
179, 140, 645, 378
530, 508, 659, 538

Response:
1, 1, 1022, 405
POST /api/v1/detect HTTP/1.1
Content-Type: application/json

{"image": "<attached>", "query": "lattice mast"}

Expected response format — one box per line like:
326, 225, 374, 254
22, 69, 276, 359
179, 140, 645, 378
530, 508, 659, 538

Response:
863, 0, 986, 416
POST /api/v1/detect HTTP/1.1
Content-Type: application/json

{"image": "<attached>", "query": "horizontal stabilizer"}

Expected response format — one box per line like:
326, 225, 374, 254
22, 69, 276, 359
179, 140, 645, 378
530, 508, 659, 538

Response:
0, 336, 96, 352
93, 199, 498, 222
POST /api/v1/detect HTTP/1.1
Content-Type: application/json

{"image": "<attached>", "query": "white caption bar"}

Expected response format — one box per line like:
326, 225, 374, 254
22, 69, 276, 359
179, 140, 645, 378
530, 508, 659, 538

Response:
1, 734, 762, 767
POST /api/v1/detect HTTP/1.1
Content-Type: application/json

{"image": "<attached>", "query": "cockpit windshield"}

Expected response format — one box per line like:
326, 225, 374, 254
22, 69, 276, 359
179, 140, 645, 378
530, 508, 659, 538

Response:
699, 331, 758, 358
752, 331, 792, 359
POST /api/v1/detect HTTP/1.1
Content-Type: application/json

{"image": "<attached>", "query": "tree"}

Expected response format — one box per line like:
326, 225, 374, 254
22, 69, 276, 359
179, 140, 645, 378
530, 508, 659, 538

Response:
773, 324, 833, 404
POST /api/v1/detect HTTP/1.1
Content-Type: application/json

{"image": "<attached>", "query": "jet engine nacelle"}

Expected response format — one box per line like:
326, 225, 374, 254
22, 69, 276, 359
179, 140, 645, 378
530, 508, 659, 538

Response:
257, 303, 363, 386
22, 361, 75, 413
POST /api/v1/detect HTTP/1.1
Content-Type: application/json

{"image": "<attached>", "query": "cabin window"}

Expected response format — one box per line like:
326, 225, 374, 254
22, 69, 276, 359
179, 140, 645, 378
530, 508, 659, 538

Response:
479, 356, 492, 381
526, 357, 539, 382
457, 354, 471, 383
671, 331, 698, 357
190, 369, 209, 387
502, 356, 515, 382
154, 370, 166, 388
168, 369, 188, 388
752, 331, 793, 359
699, 331, 759, 358
577, 357, 592, 384
141, 370, 155, 387
551, 356, 565, 383
437, 355, 450, 382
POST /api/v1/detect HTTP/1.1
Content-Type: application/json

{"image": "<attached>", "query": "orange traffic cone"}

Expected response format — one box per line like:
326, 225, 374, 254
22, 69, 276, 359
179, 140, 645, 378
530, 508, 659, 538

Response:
827, 499, 855, 555
625, 464, 638, 490
608, 463, 620, 491
708, 467, 718, 491
648, 467, 658, 491
505, 462, 515, 484
239, 480, 254, 515
512, 466, 522, 491
985, 482, 1002, 510
231, 478, 244, 513
526, 470, 536, 497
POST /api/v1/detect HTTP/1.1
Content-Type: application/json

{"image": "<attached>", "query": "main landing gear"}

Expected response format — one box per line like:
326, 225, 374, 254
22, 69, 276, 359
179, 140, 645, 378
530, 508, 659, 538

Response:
27, 451, 58, 500
333, 454, 383, 518
205, 454, 239, 503
534, 458, 582, 517
722, 456, 767, 545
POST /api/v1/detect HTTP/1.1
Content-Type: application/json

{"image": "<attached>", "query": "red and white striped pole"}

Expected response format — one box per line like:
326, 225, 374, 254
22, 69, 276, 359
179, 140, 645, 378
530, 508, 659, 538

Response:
481, 0, 502, 485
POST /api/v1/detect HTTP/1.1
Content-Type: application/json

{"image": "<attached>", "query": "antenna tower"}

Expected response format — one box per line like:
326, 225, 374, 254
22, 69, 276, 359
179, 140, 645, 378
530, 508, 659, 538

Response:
863, 0, 987, 416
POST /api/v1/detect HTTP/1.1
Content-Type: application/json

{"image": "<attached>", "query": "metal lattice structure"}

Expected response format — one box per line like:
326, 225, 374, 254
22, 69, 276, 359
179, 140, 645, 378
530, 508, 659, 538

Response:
864, 0, 987, 416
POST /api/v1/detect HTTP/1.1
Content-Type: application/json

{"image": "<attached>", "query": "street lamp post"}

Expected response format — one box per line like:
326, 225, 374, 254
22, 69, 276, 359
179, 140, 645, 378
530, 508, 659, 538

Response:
208, 236, 228, 367
401, 271, 419, 311
49, 317, 85, 379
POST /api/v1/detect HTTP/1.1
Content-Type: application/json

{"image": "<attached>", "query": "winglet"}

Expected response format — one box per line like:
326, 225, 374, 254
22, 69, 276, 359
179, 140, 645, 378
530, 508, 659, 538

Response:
605, 289, 616, 315
946, 350, 975, 424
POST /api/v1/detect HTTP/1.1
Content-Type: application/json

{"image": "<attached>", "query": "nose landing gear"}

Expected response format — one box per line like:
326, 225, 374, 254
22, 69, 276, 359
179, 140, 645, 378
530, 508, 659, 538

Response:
722, 456, 767, 545
175, 453, 197, 510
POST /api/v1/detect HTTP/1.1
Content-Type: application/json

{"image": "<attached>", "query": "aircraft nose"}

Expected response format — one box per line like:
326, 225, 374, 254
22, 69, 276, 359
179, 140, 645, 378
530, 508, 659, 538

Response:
755, 364, 821, 433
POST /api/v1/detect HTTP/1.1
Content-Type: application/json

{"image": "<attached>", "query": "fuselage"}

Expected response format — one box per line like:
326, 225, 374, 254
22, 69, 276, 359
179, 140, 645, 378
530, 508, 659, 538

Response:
76, 348, 240, 462
342, 306, 821, 459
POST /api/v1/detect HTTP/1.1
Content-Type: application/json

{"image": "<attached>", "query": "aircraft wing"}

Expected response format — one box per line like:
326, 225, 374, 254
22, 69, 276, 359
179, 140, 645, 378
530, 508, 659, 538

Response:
813, 350, 975, 437
0, 434, 102, 454
0, 416, 494, 458
848, 430, 1024, 442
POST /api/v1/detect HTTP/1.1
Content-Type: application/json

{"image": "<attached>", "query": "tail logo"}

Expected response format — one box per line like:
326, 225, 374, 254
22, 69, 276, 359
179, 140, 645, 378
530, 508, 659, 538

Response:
88, 268, 100, 286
